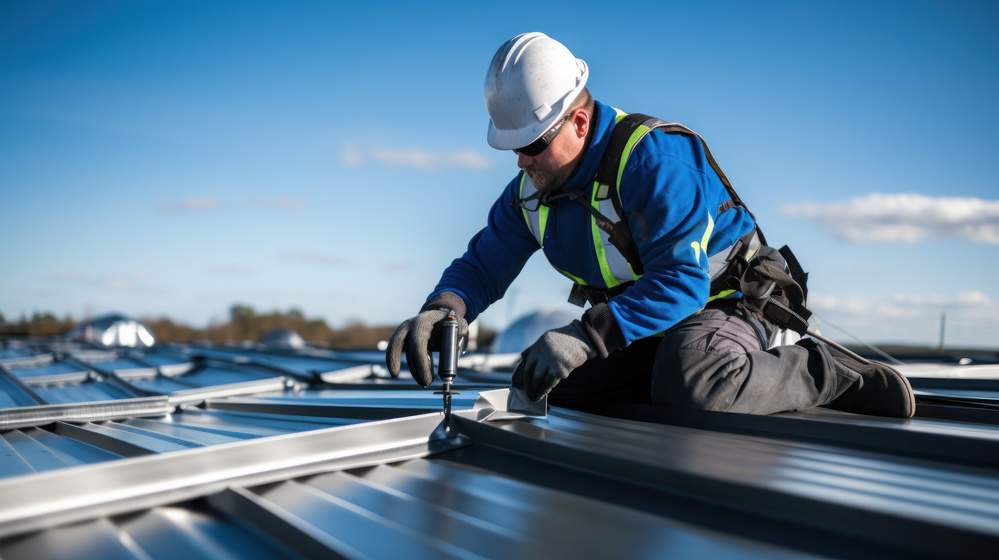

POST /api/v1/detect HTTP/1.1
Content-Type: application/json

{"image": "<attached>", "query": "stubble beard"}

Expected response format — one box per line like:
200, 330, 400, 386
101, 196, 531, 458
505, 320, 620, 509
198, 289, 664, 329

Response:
525, 167, 566, 192
526, 169, 552, 190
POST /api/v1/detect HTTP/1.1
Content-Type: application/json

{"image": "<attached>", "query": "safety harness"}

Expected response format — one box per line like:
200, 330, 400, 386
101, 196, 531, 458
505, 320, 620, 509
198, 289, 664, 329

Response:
518, 111, 814, 335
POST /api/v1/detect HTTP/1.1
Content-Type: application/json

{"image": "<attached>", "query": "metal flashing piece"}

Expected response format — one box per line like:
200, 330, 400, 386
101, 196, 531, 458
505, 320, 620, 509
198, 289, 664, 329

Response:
0, 397, 171, 431
0, 410, 465, 539
469, 387, 546, 421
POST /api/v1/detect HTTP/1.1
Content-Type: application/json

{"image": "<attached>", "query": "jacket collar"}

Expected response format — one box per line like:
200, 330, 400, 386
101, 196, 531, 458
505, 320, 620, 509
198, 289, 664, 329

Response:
559, 99, 615, 192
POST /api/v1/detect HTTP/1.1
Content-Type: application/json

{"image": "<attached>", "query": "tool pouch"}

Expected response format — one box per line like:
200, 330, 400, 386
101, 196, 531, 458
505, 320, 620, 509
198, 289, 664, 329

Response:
736, 245, 812, 335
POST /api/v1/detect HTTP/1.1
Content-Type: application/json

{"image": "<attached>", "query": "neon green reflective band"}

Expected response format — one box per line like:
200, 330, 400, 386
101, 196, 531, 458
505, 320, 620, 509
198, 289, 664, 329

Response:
538, 205, 549, 245
690, 212, 715, 265
558, 268, 587, 285
519, 172, 530, 230
591, 180, 622, 288
606, 109, 641, 283
617, 124, 653, 192
706, 289, 737, 303
518, 173, 549, 247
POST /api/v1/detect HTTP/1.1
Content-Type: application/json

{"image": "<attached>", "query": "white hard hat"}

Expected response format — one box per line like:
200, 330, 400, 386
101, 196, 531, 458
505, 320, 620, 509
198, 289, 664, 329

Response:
484, 32, 589, 150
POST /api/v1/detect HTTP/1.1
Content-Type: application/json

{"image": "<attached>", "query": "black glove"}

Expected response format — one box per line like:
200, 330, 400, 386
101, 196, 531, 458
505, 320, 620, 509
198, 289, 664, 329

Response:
385, 292, 468, 387
512, 320, 597, 401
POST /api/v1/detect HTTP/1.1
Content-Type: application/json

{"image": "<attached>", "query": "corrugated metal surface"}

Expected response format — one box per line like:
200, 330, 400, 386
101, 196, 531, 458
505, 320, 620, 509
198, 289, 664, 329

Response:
30, 378, 136, 405
0, 340, 997, 558
7, 360, 84, 380
128, 362, 280, 393
0, 503, 299, 559
0, 457, 828, 559
0, 375, 37, 409
6, 406, 996, 558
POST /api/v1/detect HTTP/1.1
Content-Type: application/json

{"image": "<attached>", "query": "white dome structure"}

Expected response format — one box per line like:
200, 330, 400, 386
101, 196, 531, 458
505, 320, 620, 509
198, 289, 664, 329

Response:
260, 328, 306, 350
68, 313, 156, 348
490, 309, 578, 354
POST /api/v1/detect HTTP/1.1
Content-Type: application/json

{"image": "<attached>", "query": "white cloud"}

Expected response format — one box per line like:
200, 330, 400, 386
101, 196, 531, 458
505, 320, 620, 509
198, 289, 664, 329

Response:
809, 291, 995, 319
340, 144, 492, 170
806, 290, 999, 347
781, 193, 999, 244
160, 197, 223, 213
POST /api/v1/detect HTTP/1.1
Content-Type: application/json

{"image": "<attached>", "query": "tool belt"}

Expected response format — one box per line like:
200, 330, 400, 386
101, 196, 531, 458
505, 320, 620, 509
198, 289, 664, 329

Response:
571, 236, 813, 336
716, 243, 813, 335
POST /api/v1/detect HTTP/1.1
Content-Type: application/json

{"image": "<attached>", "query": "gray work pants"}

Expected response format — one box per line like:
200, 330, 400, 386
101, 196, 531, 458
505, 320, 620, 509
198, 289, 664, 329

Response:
549, 302, 860, 415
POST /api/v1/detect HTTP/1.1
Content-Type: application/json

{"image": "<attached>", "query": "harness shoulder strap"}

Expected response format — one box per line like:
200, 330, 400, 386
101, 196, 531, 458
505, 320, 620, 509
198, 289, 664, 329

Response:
594, 115, 646, 218
596, 113, 764, 241
592, 113, 767, 277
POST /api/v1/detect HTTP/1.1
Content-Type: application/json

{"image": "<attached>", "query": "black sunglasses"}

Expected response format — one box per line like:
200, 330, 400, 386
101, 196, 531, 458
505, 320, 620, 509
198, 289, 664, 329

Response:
513, 114, 572, 157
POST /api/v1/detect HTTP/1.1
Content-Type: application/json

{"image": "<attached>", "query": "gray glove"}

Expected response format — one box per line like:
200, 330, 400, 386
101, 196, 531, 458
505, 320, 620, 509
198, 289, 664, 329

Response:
386, 295, 468, 387
512, 320, 597, 402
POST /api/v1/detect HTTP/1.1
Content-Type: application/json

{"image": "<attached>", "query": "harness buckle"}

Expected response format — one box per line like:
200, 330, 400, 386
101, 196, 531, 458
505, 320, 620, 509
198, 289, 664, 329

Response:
568, 283, 589, 307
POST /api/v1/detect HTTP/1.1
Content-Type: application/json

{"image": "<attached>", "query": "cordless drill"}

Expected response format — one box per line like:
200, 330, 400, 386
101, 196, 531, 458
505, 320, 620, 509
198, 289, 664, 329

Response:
435, 311, 462, 425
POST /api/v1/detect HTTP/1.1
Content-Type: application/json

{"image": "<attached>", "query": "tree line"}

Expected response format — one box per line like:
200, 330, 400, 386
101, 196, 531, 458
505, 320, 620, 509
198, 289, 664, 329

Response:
0, 305, 496, 349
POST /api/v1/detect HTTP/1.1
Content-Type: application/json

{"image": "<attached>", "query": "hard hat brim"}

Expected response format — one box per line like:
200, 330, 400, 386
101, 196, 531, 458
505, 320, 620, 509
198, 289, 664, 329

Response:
486, 60, 589, 151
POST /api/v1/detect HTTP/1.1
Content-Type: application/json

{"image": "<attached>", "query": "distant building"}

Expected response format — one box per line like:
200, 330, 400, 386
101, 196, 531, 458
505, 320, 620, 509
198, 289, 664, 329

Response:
260, 328, 306, 350
68, 313, 156, 348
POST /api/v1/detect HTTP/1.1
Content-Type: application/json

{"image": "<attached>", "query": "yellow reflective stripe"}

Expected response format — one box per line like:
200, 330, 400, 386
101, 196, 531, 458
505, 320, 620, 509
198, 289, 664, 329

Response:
589, 108, 635, 288
591, 180, 621, 288
616, 124, 653, 194
706, 289, 737, 304
538, 205, 549, 245
558, 268, 587, 285
690, 212, 715, 264
519, 172, 548, 247
596, 196, 639, 282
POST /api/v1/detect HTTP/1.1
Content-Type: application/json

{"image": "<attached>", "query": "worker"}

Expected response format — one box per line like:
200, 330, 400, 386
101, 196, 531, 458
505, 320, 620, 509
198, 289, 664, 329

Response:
387, 32, 915, 418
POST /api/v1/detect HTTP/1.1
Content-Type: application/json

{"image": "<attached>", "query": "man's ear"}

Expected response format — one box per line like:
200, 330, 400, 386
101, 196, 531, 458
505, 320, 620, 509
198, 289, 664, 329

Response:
571, 109, 590, 139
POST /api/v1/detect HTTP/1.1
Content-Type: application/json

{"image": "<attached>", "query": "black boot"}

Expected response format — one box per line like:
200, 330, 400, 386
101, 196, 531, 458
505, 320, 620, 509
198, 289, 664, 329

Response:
823, 341, 916, 418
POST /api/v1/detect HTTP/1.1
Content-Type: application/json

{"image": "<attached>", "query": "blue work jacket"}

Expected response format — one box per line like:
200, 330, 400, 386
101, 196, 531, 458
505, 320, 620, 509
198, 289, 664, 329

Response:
427, 100, 756, 347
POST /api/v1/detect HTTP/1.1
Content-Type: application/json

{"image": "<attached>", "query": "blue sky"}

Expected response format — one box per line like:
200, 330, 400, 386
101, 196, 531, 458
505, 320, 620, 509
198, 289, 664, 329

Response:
2, 1, 998, 347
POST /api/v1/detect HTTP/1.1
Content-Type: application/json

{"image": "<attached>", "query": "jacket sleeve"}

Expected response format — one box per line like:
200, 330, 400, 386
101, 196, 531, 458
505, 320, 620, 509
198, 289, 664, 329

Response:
425, 176, 539, 323
582, 135, 723, 355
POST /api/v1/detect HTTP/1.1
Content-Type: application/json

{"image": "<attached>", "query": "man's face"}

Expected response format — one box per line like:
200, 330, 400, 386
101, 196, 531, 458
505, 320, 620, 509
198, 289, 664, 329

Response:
517, 109, 589, 191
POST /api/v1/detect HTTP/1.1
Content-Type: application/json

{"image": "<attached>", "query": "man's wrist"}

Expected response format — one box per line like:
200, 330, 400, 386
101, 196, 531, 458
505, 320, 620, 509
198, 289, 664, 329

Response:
581, 303, 627, 358
421, 291, 468, 319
